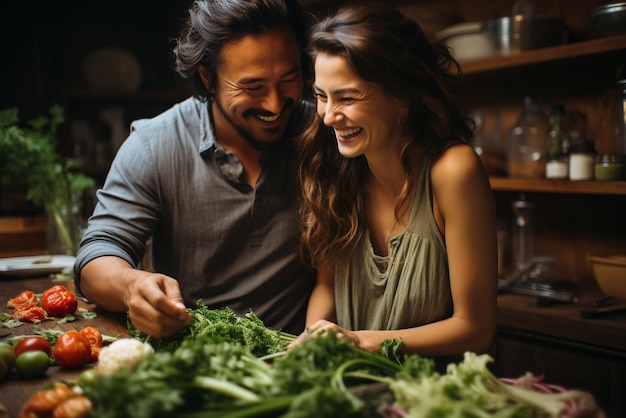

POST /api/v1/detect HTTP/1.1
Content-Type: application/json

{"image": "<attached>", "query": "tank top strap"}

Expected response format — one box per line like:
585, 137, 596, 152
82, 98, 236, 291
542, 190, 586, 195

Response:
406, 156, 432, 229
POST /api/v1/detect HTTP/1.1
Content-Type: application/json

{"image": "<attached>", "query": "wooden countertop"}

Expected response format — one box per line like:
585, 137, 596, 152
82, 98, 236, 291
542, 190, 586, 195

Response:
497, 281, 626, 355
0, 276, 129, 418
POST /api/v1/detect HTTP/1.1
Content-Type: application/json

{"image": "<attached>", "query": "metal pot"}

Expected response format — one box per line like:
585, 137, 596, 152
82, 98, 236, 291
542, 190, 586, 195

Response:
484, 15, 566, 54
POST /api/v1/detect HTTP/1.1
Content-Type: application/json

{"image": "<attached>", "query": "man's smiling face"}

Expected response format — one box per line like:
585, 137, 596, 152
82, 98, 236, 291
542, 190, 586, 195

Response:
210, 26, 304, 150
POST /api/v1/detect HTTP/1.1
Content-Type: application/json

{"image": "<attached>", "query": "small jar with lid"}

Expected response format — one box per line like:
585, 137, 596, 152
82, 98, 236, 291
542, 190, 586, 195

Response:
595, 154, 625, 180
569, 139, 596, 181
546, 154, 568, 179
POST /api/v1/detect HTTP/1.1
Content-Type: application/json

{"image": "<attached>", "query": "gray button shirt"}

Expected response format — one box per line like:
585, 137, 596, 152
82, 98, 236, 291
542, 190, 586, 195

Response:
74, 97, 314, 334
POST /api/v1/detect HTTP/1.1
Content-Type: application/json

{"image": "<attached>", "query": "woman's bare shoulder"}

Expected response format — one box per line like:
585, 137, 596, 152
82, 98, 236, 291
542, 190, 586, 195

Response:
430, 143, 485, 186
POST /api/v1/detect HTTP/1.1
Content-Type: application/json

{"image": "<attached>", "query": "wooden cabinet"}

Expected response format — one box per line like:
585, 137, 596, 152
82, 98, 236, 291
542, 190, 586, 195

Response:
496, 288, 626, 417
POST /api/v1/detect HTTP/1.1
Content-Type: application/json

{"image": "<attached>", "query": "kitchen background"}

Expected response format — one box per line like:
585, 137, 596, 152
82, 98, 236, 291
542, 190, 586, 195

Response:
1, 1, 625, 415
4, 0, 624, 277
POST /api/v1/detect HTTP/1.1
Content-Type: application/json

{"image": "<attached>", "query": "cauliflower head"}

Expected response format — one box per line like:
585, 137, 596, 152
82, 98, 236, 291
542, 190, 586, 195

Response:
97, 338, 154, 375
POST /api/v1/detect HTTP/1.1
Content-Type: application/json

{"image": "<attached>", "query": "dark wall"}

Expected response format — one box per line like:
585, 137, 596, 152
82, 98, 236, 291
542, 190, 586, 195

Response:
1, 1, 192, 121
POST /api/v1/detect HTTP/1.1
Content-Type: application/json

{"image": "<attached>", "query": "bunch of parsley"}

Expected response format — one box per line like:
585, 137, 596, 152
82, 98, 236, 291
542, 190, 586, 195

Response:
127, 300, 296, 356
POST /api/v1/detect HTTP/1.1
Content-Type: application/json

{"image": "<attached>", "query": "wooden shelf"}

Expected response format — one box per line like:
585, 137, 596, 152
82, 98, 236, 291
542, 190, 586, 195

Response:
0, 215, 47, 233
489, 176, 626, 195
0, 215, 48, 258
461, 34, 626, 75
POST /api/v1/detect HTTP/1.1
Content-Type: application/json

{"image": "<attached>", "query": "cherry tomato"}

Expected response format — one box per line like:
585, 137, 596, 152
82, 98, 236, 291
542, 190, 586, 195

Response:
14, 336, 52, 357
77, 368, 100, 387
12, 306, 48, 323
0, 342, 16, 370
41, 285, 78, 317
15, 350, 51, 378
80, 327, 103, 362
7, 290, 37, 309
53, 330, 91, 368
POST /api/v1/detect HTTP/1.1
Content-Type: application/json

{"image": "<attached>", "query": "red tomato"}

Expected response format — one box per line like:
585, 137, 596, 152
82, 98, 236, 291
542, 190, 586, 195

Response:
53, 331, 91, 368
40, 285, 77, 317
14, 336, 52, 358
80, 327, 103, 362
7, 290, 38, 310
12, 306, 48, 323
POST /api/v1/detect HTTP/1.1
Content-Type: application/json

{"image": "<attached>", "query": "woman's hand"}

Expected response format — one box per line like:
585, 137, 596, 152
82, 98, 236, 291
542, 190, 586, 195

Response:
288, 319, 367, 351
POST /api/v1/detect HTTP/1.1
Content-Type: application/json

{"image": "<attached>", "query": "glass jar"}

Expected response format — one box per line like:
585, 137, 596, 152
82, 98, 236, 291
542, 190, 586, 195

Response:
47, 203, 84, 255
569, 139, 596, 181
507, 96, 549, 178
595, 154, 625, 180
545, 104, 570, 179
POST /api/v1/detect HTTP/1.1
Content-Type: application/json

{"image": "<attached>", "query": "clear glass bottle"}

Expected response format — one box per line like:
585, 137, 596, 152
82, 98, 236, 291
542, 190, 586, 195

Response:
511, 196, 535, 271
507, 96, 549, 178
545, 104, 570, 179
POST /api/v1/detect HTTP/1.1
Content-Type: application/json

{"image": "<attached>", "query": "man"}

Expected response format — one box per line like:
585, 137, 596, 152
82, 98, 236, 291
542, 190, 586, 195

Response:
74, 0, 315, 338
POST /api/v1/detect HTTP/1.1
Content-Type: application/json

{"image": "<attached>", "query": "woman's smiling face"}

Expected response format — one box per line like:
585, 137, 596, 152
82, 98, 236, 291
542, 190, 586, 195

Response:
313, 52, 405, 159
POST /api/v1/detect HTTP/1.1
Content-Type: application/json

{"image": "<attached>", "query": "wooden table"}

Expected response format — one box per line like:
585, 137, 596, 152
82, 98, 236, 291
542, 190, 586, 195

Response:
0, 275, 129, 418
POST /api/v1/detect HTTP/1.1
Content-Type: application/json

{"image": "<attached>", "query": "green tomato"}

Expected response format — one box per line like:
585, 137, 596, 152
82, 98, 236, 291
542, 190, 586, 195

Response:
0, 343, 16, 370
77, 368, 100, 387
15, 350, 50, 378
0, 357, 7, 381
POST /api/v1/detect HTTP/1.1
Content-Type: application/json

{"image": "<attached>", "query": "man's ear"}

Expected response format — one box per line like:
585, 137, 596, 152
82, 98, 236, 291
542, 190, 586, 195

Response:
198, 66, 212, 92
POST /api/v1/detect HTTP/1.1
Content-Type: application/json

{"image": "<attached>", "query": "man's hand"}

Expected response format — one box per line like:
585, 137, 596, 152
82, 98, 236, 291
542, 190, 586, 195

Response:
123, 271, 192, 338
80, 257, 192, 339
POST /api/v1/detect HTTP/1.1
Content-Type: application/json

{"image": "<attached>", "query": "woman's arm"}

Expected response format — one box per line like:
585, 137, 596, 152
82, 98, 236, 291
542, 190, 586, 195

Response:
305, 264, 337, 326
288, 264, 336, 348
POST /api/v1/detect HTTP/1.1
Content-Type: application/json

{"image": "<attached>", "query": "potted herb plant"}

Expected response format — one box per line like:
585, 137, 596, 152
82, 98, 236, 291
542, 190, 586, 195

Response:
0, 105, 95, 255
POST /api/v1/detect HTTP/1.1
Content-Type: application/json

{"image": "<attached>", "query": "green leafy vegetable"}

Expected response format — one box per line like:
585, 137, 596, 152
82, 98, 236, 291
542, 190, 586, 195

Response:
81, 335, 276, 418
75, 314, 601, 418
127, 300, 296, 356
386, 352, 600, 418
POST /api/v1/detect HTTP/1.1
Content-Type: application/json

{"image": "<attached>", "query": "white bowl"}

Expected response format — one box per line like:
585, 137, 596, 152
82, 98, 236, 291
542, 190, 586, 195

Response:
436, 22, 496, 62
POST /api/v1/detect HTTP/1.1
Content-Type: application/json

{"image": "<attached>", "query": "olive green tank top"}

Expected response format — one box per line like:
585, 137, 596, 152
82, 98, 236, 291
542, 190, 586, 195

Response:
335, 158, 451, 331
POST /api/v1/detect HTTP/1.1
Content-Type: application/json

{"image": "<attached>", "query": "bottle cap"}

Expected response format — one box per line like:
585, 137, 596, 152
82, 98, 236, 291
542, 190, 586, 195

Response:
595, 154, 625, 164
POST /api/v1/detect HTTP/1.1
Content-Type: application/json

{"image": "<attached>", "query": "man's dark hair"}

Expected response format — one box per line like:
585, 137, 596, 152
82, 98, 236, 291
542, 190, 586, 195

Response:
174, 0, 313, 101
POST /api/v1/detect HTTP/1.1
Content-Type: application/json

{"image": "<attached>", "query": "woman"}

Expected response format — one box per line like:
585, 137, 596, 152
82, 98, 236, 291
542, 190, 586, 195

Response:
293, 5, 498, 362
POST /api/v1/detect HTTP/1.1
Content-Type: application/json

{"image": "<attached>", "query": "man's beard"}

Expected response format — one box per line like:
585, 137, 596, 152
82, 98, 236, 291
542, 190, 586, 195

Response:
213, 98, 296, 152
